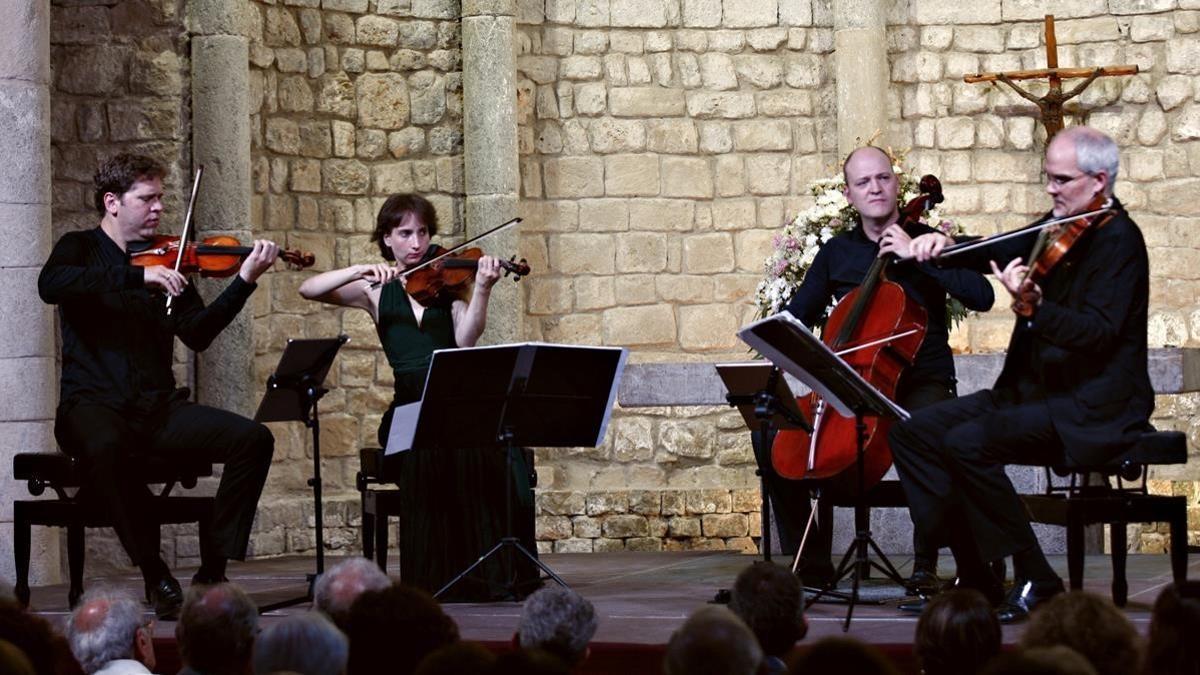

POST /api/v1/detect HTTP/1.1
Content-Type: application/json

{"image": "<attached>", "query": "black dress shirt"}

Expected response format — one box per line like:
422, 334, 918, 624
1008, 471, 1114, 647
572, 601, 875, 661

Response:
38, 227, 256, 414
784, 222, 995, 384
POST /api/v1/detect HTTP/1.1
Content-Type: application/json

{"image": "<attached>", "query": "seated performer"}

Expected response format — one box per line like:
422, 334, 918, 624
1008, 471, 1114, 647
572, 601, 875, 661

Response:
778, 146, 994, 589
38, 153, 278, 618
897, 125, 1152, 622
298, 194, 539, 601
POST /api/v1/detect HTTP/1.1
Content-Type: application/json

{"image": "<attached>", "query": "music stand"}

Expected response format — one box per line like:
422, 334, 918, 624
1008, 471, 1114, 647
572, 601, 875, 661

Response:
386, 342, 627, 600
738, 312, 908, 631
716, 362, 811, 564
254, 335, 348, 612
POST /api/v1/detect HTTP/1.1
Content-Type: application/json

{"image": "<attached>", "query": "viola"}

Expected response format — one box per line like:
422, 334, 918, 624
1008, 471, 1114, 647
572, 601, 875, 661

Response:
770, 176, 943, 492
129, 234, 315, 277
403, 244, 531, 306
1011, 193, 1113, 316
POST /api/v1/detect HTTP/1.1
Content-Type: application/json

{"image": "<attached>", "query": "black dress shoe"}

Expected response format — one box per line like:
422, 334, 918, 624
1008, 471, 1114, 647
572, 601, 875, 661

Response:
146, 575, 184, 620
905, 568, 940, 596
191, 572, 229, 586
898, 595, 930, 614
995, 578, 1065, 624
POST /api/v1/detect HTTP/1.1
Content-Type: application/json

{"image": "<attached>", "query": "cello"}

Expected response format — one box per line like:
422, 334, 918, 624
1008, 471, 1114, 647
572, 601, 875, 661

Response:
770, 175, 944, 492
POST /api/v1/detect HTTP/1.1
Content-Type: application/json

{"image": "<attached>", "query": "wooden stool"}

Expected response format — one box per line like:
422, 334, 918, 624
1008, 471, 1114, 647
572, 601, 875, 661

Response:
357, 447, 402, 572
12, 452, 215, 608
1021, 430, 1189, 606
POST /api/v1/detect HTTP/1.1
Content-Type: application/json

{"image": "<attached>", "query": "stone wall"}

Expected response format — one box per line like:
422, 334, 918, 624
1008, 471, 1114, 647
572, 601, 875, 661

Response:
245, 0, 468, 560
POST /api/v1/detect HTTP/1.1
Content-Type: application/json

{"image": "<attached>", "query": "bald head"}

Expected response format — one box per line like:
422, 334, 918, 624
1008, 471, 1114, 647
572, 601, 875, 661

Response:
314, 557, 391, 629
176, 583, 258, 675
66, 589, 149, 674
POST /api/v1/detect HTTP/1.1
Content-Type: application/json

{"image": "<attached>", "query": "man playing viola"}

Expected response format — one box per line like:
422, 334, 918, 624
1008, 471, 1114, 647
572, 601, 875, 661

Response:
778, 146, 995, 591
39, 154, 279, 618
895, 125, 1153, 622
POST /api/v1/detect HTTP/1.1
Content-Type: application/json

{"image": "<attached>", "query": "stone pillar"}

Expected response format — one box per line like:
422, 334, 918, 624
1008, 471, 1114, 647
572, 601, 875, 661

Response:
832, 0, 891, 157
190, 0, 255, 415
462, 0, 521, 344
0, 0, 60, 584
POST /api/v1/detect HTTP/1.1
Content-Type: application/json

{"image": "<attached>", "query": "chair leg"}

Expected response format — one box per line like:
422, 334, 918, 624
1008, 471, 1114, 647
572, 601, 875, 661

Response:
68, 521, 86, 608
14, 503, 31, 607
1170, 506, 1189, 584
1066, 513, 1085, 591
1110, 522, 1128, 607
362, 506, 375, 562
375, 514, 389, 573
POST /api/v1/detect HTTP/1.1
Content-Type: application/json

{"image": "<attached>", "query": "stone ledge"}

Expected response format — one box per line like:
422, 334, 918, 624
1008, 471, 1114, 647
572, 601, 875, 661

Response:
618, 348, 1200, 407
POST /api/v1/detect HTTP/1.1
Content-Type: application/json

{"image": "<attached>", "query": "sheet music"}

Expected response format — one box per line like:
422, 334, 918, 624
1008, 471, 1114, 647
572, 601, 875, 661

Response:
384, 401, 421, 455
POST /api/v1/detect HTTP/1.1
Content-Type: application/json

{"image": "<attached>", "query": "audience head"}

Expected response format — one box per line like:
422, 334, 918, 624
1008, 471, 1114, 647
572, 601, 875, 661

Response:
914, 588, 1001, 675
663, 606, 762, 675
176, 582, 259, 675
313, 557, 391, 630
0, 639, 36, 675
66, 589, 155, 674
1020, 590, 1140, 675
792, 637, 899, 675
488, 648, 571, 675
728, 562, 806, 658
1143, 581, 1200, 675
345, 582, 459, 675
981, 645, 1098, 675
516, 586, 597, 666
0, 599, 84, 675
253, 612, 347, 675
413, 642, 496, 675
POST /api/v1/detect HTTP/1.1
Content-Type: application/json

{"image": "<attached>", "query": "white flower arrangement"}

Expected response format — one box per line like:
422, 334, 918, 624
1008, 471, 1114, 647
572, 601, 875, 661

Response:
753, 155, 970, 328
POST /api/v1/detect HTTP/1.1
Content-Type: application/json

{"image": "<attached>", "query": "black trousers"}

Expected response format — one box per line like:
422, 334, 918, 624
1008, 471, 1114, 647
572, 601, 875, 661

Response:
760, 377, 955, 573
55, 398, 274, 573
888, 389, 1062, 569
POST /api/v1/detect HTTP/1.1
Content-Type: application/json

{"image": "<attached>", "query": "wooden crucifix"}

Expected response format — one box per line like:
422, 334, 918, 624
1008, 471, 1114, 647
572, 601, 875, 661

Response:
964, 15, 1139, 140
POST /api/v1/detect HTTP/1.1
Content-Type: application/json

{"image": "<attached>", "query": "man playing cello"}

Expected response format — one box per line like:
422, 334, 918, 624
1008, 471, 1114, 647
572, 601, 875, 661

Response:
39, 154, 279, 618
896, 125, 1153, 622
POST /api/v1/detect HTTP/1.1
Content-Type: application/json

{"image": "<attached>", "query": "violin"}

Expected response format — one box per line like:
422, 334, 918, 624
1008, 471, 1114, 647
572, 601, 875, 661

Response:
1011, 193, 1114, 316
403, 244, 531, 306
770, 176, 943, 492
129, 234, 315, 277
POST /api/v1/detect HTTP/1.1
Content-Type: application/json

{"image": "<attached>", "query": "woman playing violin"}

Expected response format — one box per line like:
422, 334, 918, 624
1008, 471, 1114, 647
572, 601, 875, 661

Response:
298, 193, 538, 601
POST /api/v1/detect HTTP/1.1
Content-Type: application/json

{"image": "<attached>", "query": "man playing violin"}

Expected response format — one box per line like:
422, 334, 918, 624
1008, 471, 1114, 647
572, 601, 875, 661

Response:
298, 194, 538, 601
894, 125, 1153, 622
778, 146, 995, 591
38, 153, 280, 618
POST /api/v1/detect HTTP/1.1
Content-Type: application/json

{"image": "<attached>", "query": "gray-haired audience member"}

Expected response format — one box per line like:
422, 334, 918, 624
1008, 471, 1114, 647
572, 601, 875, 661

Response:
176, 583, 258, 675
65, 589, 157, 675
663, 606, 762, 675
252, 612, 347, 675
312, 557, 390, 630
728, 562, 806, 673
516, 586, 597, 667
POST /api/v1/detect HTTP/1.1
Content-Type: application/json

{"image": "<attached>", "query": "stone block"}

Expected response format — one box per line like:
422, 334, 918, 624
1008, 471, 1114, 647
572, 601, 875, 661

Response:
629, 199, 695, 231
527, 277, 573, 314
579, 199, 629, 231
278, 75, 314, 112
602, 305, 677, 345
733, 55, 784, 88
356, 128, 387, 159
537, 490, 586, 515
542, 314, 603, 344
645, 119, 699, 153
603, 514, 649, 537
549, 233, 615, 273
723, 0, 778, 27
683, 0, 721, 27
544, 156, 604, 198
698, 122, 733, 152
560, 55, 603, 79
590, 118, 647, 153
574, 276, 616, 310
682, 233, 735, 273
572, 516, 602, 538
371, 161, 415, 193
702, 513, 748, 537
656, 275, 715, 303
586, 491, 630, 515
678, 304, 738, 351
699, 53, 738, 90
615, 231, 669, 272
322, 159, 370, 194
732, 120, 791, 152
575, 83, 607, 116
355, 15, 399, 46
745, 154, 790, 196
685, 488, 732, 514
611, 0, 668, 26
554, 538, 594, 553
536, 515, 572, 540
413, 0, 459, 18
106, 99, 180, 141
610, 87, 687, 117
914, 0, 1000, 24
662, 491, 686, 516
593, 538, 625, 552
355, 73, 409, 128
1056, 16, 1121, 44
711, 199, 756, 231
686, 91, 756, 119
661, 157, 713, 198
936, 117, 974, 149
784, 53, 822, 88
714, 156, 745, 197
317, 73, 356, 117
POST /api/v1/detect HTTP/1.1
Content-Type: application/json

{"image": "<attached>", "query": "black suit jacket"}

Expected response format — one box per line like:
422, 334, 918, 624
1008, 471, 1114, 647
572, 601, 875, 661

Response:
950, 199, 1153, 465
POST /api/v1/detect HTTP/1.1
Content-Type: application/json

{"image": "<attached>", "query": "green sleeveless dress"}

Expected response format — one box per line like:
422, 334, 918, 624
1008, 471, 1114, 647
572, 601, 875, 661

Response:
376, 282, 539, 601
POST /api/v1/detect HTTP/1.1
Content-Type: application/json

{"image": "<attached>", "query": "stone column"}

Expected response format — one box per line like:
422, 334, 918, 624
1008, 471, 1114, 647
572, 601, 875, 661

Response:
832, 0, 890, 157
0, 0, 60, 584
190, 0, 255, 415
462, 0, 521, 344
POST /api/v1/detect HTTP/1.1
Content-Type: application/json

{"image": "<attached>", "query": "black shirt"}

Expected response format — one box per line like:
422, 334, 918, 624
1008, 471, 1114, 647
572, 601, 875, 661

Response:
784, 222, 995, 384
39, 227, 257, 413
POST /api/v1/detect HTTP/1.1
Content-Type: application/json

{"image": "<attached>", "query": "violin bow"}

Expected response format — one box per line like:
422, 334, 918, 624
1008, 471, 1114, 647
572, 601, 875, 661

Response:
903, 202, 1113, 264
166, 164, 204, 316
369, 216, 523, 289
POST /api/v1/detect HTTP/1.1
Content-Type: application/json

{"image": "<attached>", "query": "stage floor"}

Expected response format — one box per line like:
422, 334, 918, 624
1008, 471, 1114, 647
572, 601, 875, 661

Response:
23, 551, 1192, 673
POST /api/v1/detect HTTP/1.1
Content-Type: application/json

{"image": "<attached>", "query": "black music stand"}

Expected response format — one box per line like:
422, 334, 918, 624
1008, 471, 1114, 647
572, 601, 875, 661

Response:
386, 342, 627, 601
716, 362, 812, 564
254, 335, 348, 612
739, 313, 909, 631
